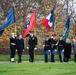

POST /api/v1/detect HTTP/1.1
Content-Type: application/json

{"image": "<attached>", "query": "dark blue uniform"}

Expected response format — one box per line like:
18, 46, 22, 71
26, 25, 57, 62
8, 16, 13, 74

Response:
10, 37, 16, 62
28, 35, 37, 62
57, 39, 65, 62
16, 39, 24, 62
72, 41, 76, 62
44, 39, 50, 62
48, 37, 57, 62
64, 42, 71, 62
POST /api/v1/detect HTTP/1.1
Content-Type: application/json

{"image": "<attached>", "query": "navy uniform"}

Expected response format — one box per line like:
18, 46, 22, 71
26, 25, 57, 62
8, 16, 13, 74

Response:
57, 36, 65, 62
63, 39, 71, 62
72, 38, 76, 62
43, 36, 50, 62
28, 34, 37, 62
48, 35, 57, 62
16, 35, 24, 63
10, 36, 16, 62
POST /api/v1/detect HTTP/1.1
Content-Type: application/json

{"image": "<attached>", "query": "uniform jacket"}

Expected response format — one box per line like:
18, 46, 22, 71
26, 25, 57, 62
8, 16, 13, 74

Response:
48, 38, 57, 50
28, 35, 37, 49
44, 39, 50, 50
72, 41, 76, 53
64, 42, 71, 58
10, 37, 16, 50
16, 39, 24, 52
57, 40, 65, 50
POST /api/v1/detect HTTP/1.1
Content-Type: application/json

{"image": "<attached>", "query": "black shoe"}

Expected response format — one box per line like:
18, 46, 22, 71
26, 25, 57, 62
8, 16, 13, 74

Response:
74, 59, 76, 62
60, 60, 63, 62
18, 61, 21, 63
50, 60, 55, 62
45, 61, 48, 63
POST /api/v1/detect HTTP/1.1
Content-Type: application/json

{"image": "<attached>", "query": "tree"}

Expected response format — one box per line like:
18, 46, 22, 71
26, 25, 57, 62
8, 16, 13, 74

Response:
0, 0, 76, 48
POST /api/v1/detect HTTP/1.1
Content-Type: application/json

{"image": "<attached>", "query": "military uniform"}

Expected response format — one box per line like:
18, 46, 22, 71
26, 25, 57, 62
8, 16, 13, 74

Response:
28, 35, 37, 62
10, 37, 16, 62
16, 38, 24, 63
72, 38, 76, 62
57, 39, 65, 62
63, 42, 71, 62
48, 37, 57, 62
44, 39, 50, 62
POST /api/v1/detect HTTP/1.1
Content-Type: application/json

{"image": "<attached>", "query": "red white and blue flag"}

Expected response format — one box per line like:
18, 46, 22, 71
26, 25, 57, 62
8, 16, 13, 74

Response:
22, 10, 36, 38
42, 8, 55, 30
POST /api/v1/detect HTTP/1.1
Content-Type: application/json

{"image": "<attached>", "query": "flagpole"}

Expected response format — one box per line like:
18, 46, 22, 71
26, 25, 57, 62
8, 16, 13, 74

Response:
15, 23, 17, 36
52, 7, 55, 33
12, 2, 17, 36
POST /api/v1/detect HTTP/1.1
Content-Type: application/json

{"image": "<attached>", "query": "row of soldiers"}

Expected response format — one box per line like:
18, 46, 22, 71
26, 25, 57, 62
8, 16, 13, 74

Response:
10, 31, 37, 63
43, 34, 71, 62
44, 34, 76, 63
10, 31, 76, 63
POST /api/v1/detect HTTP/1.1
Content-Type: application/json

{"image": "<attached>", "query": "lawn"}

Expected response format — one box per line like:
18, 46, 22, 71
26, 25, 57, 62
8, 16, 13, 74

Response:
0, 55, 76, 75
0, 61, 76, 75
0, 54, 74, 61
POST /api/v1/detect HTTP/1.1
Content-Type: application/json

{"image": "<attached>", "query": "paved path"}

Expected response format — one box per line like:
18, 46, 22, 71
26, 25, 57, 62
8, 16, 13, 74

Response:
0, 61, 75, 64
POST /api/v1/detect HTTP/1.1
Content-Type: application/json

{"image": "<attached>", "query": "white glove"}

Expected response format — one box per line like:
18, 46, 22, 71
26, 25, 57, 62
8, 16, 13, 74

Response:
27, 46, 29, 49
34, 47, 37, 50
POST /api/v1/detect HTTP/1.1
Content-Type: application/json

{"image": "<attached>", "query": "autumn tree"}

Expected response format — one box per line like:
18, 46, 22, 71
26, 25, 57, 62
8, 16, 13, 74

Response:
0, 0, 76, 48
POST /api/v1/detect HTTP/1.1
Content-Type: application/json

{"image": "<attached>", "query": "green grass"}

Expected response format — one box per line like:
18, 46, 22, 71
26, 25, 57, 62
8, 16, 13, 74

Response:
0, 55, 76, 75
0, 62, 76, 75
0, 54, 74, 61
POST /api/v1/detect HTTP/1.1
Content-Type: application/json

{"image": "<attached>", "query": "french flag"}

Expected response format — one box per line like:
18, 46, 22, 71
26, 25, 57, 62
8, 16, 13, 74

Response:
42, 8, 55, 30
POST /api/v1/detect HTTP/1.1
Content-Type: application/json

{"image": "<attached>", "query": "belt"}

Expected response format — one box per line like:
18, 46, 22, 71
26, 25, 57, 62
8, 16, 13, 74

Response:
10, 43, 16, 45
51, 44, 55, 46
45, 45, 49, 46
59, 45, 63, 46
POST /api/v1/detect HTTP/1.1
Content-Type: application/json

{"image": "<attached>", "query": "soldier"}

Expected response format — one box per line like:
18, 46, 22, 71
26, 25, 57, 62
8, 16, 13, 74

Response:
63, 39, 71, 62
10, 32, 16, 62
57, 35, 65, 62
43, 35, 50, 62
48, 34, 57, 62
16, 35, 24, 63
28, 31, 37, 62
72, 36, 76, 62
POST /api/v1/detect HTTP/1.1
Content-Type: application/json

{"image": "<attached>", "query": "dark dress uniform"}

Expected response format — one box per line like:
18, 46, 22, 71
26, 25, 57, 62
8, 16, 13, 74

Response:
64, 42, 71, 62
10, 37, 16, 62
48, 37, 57, 62
16, 39, 24, 63
28, 35, 37, 62
57, 39, 65, 62
44, 39, 50, 62
72, 41, 76, 62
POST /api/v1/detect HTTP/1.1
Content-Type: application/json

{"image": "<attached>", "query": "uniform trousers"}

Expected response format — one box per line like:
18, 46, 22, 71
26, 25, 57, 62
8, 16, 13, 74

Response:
10, 45, 16, 61
29, 48, 34, 62
58, 49, 63, 62
44, 50, 48, 62
50, 49, 55, 62
17, 50, 22, 62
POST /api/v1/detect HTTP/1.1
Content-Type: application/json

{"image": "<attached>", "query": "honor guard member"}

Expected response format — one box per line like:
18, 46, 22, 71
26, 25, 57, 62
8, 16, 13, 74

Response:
72, 37, 76, 62
28, 31, 37, 62
10, 32, 16, 62
48, 34, 57, 62
63, 39, 71, 62
16, 35, 24, 63
57, 35, 65, 62
43, 35, 50, 62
